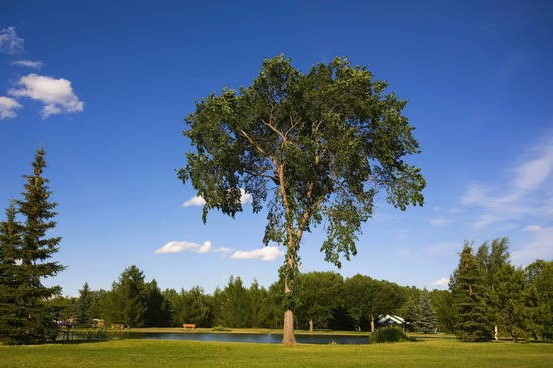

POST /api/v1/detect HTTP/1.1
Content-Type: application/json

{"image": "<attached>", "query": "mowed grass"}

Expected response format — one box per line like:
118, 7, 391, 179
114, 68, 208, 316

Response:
1, 337, 552, 368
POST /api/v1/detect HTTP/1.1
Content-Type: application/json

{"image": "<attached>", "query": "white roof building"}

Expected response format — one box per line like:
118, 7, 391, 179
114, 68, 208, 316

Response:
377, 314, 406, 326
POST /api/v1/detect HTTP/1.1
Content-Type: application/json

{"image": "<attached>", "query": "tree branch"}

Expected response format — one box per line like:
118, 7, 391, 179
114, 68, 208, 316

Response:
239, 130, 268, 156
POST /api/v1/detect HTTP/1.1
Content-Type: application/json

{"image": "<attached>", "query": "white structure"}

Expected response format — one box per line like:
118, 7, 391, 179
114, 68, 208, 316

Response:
377, 314, 406, 329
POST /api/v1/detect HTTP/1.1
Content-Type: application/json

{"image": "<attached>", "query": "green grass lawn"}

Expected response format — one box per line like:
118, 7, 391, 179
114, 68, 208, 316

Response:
1, 336, 551, 368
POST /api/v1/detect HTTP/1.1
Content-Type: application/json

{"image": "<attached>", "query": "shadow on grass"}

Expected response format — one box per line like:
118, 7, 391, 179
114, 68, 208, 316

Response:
51, 339, 110, 345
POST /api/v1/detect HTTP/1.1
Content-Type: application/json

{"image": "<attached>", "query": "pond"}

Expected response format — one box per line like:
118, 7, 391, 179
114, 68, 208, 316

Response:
107, 332, 370, 345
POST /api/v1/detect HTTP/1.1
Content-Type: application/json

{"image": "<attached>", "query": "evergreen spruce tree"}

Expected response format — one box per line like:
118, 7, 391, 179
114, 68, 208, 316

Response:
143, 279, 172, 327
0, 202, 24, 343
399, 293, 419, 332
495, 265, 528, 342
75, 282, 93, 328
414, 290, 438, 334
476, 237, 510, 340
15, 149, 65, 343
108, 265, 147, 328
450, 243, 491, 342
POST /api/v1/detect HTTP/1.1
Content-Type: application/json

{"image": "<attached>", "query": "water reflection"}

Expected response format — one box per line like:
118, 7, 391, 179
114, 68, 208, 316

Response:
114, 332, 369, 345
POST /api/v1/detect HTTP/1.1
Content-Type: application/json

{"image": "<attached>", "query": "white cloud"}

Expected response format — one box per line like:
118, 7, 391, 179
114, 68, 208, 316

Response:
154, 240, 212, 254
240, 190, 252, 204
430, 277, 449, 288
511, 227, 553, 265
214, 247, 232, 254
197, 241, 212, 253
9, 74, 84, 118
182, 195, 206, 207
182, 189, 252, 207
0, 96, 22, 120
11, 60, 43, 69
0, 27, 24, 54
523, 225, 541, 232
230, 246, 283, 261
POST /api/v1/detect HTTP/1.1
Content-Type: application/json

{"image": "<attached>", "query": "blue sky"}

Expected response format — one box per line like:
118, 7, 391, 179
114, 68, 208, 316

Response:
0, 0, 551, 296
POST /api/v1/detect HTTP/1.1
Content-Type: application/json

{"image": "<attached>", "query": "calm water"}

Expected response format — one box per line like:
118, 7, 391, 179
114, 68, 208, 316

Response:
111, 332, 370, 345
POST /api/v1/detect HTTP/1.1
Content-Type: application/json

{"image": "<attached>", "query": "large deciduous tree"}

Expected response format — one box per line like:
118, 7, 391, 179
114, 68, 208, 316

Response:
295, 271, 344, 332
178, 55, 425, 344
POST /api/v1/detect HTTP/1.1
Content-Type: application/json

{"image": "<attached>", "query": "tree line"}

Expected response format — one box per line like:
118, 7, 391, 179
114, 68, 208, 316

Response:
43, 267, 420, 332
41, 242, 553, 344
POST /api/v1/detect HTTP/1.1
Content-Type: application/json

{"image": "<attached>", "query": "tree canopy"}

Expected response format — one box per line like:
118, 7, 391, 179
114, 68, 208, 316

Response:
179, 55, 425, 344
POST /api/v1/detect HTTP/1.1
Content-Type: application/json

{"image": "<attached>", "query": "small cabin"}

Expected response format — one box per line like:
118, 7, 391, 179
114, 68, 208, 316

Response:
377, 314, 407, 329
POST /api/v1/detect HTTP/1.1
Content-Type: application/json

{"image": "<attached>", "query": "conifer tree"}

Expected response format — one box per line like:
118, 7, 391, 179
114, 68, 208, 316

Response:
525, 260, 553, 340
108, 265, 148, 328
450, 243, 491, 341
495, 265, 528, 342
143, 279, 172, 327
15, 149, 65, 343
75, 282, 93, 327
0, 202, 24, 342
476, 237, 510, 340
413, 290, 438, 334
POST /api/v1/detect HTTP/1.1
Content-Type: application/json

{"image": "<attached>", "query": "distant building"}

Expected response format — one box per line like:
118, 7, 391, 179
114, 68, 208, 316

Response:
377, 314, 407, 330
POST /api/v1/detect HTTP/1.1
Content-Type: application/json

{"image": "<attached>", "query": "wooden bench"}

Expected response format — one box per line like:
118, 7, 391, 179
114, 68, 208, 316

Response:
182, 323, 196, 329
110, 323, 126, 330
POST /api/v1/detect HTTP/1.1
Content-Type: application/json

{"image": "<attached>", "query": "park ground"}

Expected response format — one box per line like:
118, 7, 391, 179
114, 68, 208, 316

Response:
1, 332, 552, 368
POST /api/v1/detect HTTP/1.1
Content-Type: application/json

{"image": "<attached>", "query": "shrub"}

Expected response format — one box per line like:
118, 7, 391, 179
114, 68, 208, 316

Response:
371, 327, 411, 343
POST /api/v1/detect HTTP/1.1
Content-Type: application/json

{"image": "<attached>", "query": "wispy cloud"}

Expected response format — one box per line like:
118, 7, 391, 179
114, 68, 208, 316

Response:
429, 217, 448, 226
511, 227, 553, 265
423, 241, 459, 257
182, 189, 252, 207
11, 60, 43, 69
154, 240, 213, 254
522, 225, 541, 232
461, 134, 553, 229
0, 27, 24, 54
230, 246, 283, 261
0, 96, 22, 120
395, 249, 412, 257
9, 74, 84, 118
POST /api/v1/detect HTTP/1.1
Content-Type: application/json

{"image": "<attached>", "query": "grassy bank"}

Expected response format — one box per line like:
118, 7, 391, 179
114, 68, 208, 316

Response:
1, 337, 552, 368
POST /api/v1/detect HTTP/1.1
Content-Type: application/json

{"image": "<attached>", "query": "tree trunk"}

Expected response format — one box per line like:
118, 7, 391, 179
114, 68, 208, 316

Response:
309, 319, 313, 333
370, 316, 375, 332
494, 325, 498, 341
282, 309, 297, 346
